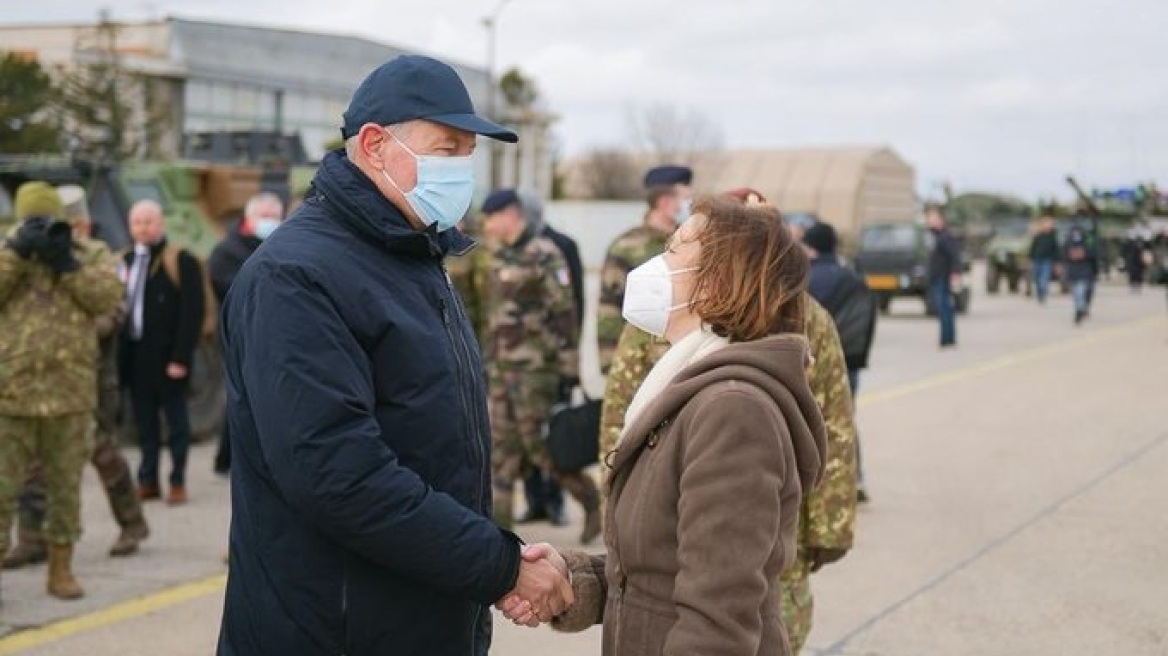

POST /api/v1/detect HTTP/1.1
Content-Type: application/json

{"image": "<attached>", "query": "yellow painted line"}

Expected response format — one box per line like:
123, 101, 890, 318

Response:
857, 314, 1163, 407
0, 574, 226, 654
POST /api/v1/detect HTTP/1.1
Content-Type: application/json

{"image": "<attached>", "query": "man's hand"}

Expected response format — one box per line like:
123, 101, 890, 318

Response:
806, 547, 848, 573
166, 362, 188, 380
495, 543, 572, 627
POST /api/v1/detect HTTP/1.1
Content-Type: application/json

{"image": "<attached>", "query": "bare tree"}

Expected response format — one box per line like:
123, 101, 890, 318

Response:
577, 148, 641, 200
626, 103, 724, 166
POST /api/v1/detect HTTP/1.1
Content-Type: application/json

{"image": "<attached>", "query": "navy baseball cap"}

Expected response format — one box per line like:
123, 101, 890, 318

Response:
481, 188, 521, 214
643, 165, 693, 188
341, 55, 518, 143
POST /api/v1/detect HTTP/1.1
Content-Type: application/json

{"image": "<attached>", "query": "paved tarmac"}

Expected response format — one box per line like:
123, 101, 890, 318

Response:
1, 275, 1166, 656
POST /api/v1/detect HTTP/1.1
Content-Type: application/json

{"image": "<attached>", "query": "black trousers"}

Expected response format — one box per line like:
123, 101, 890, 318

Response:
132, 389, 191, 487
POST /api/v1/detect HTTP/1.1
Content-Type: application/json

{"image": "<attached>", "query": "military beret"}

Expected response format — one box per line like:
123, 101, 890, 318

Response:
14, 181, 64, 221
481, 188, 521, 215
643, 165, 693, 189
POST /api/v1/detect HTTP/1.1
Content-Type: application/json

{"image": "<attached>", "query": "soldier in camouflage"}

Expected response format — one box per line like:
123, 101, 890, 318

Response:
479, 190, 601, 544
446, 214, 491, 347
600, 190, 857, 654
0, 182, 124, 600
4, 185, 149, 569
596, 165, 692, 374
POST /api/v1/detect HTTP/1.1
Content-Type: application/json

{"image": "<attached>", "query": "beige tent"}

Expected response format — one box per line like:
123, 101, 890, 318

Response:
689, 146, 917, 238
560, 145, 917, 239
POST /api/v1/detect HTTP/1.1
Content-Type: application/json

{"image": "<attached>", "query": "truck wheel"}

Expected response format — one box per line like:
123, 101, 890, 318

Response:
1007, 273, 1020, 294
878, 295, 892, 315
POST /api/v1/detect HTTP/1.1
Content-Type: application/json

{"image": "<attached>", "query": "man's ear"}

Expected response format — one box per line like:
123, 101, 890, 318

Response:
357, 124, 390, 167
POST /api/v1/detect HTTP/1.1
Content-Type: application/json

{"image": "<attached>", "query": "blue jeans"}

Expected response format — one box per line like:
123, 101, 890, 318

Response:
1032, 258, 1053, 302
931, 280, 956, 346
1072, 280, 1091, 315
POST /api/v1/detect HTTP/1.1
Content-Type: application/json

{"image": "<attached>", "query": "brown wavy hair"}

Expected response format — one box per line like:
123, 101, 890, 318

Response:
685, 194, 807, 341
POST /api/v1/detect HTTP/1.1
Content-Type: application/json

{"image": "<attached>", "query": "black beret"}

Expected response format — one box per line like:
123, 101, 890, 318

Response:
643, 165, 693, 189
481, 188, 521, 214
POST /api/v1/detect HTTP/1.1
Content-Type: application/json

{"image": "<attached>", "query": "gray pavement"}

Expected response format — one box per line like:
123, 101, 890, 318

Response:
2, 275, 1167, 655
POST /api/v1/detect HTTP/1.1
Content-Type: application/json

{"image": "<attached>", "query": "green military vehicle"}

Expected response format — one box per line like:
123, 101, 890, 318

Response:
0, 155, 300, 441
853, 222, 972, 316
985, 218, 1033, 295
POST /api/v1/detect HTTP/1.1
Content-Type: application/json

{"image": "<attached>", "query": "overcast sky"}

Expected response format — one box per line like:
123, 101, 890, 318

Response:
10, 1, 1166, 199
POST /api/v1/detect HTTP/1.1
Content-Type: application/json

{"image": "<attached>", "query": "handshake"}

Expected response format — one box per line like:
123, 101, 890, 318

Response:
6, 217, 80, 274
495, 543, 573, 627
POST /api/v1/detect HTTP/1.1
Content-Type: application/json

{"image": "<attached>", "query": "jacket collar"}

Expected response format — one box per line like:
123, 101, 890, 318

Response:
309, 150, 473, 258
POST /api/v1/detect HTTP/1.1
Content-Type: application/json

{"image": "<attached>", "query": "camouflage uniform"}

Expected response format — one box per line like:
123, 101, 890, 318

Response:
483, 226, 598, 529
596, 223, 671, 373
0, 234, 124, 553
14, 298, 146, 554
599, 298, 858, 654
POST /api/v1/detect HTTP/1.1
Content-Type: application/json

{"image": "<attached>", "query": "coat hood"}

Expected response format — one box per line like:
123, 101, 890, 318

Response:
617, 334, 827, 495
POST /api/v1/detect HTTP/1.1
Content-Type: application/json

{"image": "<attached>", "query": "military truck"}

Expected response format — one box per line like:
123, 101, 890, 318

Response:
853, 222, 972, 316
0, 155, 297, 441
985, 218, 1033, 295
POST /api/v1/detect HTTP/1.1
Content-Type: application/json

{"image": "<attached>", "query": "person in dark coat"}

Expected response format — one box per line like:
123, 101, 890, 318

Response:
206, 192, 284, 475
802, 221, 876, 502
215, 55, 572, 656
119, 199, 205, 505
1122, 234, 1149, 292
1064, 225, 1098, 325
1028, 216, 1060, 304
925, 205, 962, 348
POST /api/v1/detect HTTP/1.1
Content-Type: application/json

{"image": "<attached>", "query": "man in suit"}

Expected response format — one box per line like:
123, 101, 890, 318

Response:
119, 200, 205, 505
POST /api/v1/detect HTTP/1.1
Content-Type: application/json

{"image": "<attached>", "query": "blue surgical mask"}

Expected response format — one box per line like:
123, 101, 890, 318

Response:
676, 198, 693, 225
254, 216, 281, 240
380, 130, 475, 232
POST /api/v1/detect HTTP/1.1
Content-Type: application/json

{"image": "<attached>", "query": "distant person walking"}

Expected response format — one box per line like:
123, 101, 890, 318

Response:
1064, 226, 1097, 325
1028, 217, 1059, 304
1122, 234, 1149, 293
925, 205, 962, 348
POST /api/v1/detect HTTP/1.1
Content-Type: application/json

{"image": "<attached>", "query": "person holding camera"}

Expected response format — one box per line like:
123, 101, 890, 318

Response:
0, 182, 124, 600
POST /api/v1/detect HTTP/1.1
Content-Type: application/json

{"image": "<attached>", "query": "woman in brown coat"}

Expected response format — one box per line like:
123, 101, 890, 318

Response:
501, 196, 827, 655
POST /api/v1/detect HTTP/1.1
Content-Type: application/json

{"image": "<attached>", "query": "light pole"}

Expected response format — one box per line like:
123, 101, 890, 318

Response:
482, 0, 512, 187
482, 0, 512, 121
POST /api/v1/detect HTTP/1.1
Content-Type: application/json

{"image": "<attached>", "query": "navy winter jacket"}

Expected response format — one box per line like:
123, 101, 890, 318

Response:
217, 151, 521, 656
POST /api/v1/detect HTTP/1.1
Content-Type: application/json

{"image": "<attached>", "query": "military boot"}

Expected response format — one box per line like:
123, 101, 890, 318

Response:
3, 538, 47, 570
109, 520, 150, 557
47, 544, 84, 600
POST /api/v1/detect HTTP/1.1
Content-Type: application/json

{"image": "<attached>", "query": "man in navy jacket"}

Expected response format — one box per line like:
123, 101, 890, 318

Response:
217, 55, 572, 656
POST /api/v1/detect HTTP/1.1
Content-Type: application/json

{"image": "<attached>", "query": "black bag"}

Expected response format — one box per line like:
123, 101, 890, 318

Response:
546, 397, 602, 472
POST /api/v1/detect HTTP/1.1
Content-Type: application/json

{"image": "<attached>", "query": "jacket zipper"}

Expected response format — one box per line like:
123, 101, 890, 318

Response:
437, 266, 486, 511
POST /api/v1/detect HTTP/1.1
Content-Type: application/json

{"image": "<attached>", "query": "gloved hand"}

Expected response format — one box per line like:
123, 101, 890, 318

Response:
805, 547, 849, 573
40, 221, 80, 273
557, 376, 580, 404
5, 216, 52, 259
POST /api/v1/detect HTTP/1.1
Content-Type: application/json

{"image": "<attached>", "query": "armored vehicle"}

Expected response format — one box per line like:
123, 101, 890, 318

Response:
853, 222, 971, 316
985, 218, 1033, 295
0, 156, 295, 441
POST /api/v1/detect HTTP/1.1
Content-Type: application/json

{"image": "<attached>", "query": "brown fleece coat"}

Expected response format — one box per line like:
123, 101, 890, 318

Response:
553, 334, 827, 656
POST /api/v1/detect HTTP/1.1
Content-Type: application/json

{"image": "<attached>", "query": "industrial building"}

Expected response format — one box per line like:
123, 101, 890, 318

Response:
0, 16, 555, 196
